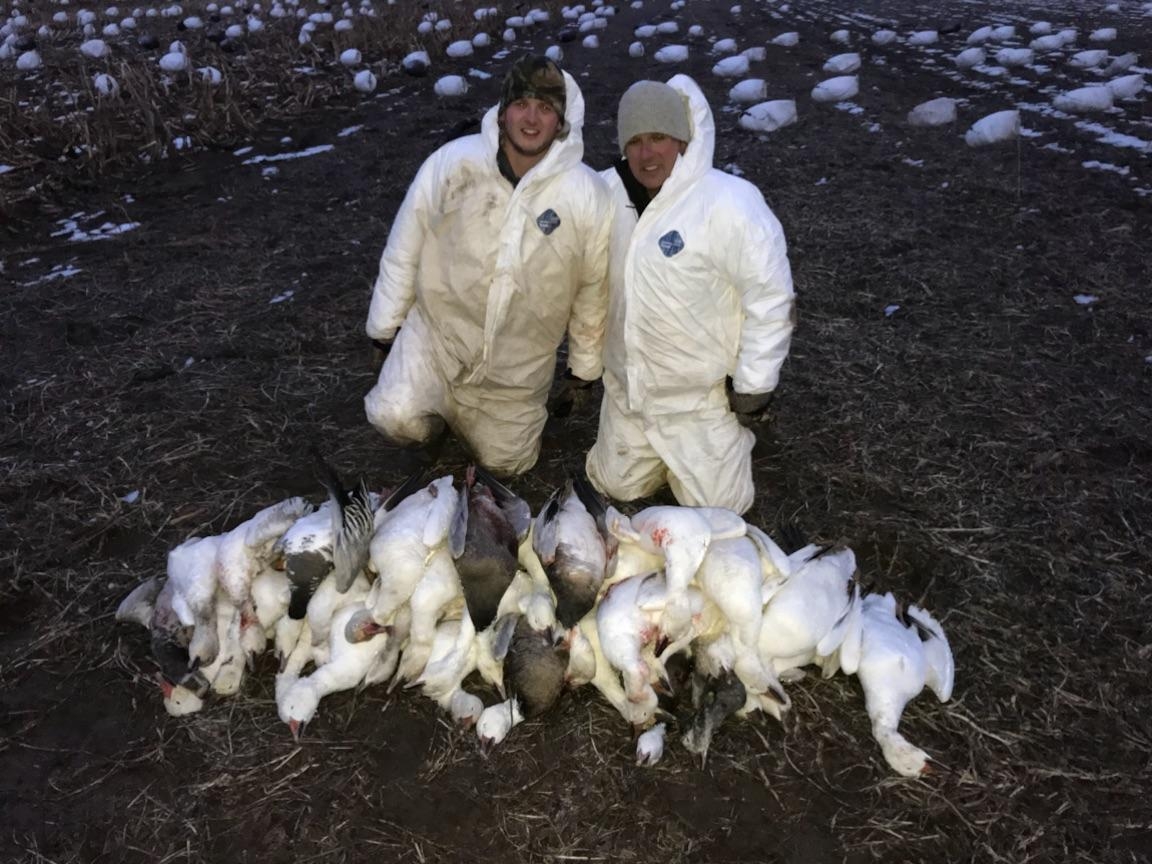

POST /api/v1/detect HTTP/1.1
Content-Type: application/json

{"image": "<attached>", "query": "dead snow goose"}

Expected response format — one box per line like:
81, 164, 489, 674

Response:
477, 697, 525, 752
166, 534, 224, 669
504, 614, 568, 717
277, 603, 393, 739
531, 477, 608, 631
455, 466, 531, 632
841, 592, 954, 777
679, 668, 747, 765
117, 576, 210, 699
595, 572, 670, 723
606, 504, 745, 642
757, 545, 863, 680
695, 536, 783, 698
635, 721, 667, 766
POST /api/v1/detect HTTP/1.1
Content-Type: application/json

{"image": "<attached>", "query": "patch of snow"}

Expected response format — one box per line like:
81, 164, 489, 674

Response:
243, 144, 336, 164
1082, 160, 1129, 176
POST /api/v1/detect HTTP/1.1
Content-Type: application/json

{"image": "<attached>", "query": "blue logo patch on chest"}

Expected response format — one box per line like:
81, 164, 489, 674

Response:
658, 230, 685, 257
536, 208, 561, 235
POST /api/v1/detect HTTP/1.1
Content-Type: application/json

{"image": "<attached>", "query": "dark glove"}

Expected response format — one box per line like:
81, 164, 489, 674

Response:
548, 369, 597, 419
726, 377, 774, 427
370, 337, 394, 372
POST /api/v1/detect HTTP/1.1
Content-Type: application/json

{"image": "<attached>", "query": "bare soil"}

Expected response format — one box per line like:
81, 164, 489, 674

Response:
2, 0, 1150, 862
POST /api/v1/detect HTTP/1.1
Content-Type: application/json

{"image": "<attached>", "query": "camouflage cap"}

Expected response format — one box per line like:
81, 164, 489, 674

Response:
499, 54, 567, 119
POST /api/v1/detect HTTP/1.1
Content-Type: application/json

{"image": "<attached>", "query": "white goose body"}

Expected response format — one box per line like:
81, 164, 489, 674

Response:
216, 498, 313, 665
393, 550, 465, 686
216, 498, 313, 608
696, 536, 781, 696
573, 612, 637, 724
167, 534, 224, 667
636, 722, 667, 766
477, 697, 525, 751
365, 476, 459, 625
307, 571, 372, 650
250, 566, 301, 660
277, 604, 392, 737
608, 505, 746, 641
409, 616, 486, 724
757, 546, 862, 678
595, 572, 668, 720
849, 592, 955, 776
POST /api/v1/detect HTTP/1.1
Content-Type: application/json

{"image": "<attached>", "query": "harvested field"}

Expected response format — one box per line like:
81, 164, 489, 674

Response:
1, 0, 1150, 862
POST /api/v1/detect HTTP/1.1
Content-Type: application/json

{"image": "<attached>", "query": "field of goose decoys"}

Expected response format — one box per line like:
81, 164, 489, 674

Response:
2, 0, 1150, 861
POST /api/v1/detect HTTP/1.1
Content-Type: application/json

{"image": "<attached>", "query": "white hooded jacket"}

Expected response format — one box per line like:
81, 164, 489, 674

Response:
366, 71, 610, 398
600, 74, 794, 416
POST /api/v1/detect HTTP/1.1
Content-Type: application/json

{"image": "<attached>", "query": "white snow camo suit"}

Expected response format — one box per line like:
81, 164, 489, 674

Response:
365, 71, 610, 475
586, 75, 795, 514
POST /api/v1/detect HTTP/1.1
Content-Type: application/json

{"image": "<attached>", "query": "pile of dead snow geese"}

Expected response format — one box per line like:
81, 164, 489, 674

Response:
116, 453, 955, 777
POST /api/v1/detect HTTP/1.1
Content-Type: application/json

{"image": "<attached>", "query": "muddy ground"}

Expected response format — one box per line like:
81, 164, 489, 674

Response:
2, 0, 1150, 861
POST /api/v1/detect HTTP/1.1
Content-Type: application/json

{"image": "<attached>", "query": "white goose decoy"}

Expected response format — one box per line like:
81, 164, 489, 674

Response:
1107, 74, 1145, 100
811, 75, 859, 103
953, 46, 985, 69
843, 592, 955, 777
964, 110, 1019, 147
277, 604, 393, 739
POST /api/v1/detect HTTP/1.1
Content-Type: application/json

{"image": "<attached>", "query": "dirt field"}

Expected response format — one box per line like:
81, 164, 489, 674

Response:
2, 0, 1150, 861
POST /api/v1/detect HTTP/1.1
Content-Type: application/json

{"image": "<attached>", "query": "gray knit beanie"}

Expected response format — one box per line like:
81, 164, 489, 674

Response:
617, 80, 692, 154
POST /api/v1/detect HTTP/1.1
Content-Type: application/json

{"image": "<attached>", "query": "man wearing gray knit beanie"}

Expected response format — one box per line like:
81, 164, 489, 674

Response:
585, 75, 796, 515
615, 80, 693, 198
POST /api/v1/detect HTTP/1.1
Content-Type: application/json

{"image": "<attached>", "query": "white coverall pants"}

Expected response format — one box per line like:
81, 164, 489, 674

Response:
585, 370, 756, 515
364, 313, 547, 476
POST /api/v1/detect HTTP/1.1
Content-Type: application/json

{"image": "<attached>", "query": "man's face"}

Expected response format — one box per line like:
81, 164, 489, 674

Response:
625, 133, 687, 193
501, 97, 562, 158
